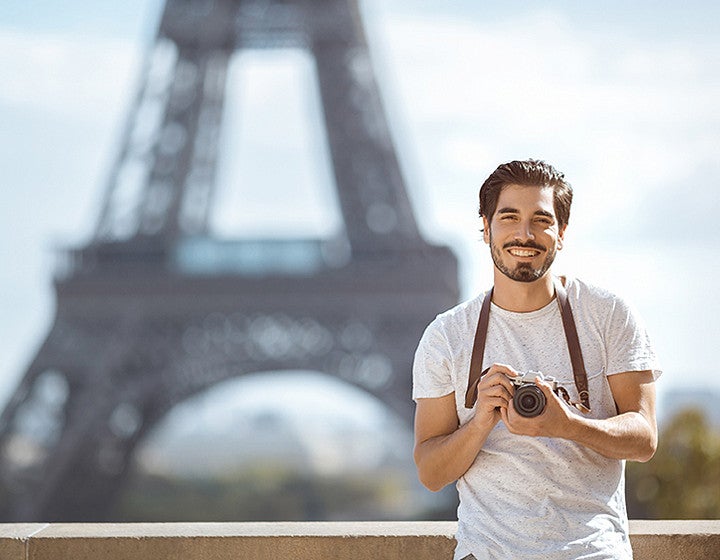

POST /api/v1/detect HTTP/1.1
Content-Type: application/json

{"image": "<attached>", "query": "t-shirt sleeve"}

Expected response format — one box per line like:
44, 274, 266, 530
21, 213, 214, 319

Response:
412, 318, 456, 401
604, 295, 662, 380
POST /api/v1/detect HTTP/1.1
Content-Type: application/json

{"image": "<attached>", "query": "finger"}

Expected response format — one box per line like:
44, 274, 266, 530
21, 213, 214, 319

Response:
477, 383, 513, 403
500, 405, 508, 423
486, 363, 520, 378
500, 405, 516, 430
479, 372, 517, 394
534, 377, 558, 399
480, 397, 510, 410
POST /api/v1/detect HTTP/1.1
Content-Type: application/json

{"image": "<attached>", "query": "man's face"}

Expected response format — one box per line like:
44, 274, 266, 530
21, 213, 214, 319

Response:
482, 184, 566, 283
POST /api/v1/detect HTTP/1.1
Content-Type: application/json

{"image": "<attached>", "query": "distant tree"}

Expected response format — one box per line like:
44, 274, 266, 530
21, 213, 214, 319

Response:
111, 459, 421, 522
627, 408, 720, 519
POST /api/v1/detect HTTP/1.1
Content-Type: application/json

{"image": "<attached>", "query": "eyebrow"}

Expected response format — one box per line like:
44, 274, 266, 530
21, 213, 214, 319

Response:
496, 207, 555, 219
534, 209, 555, 219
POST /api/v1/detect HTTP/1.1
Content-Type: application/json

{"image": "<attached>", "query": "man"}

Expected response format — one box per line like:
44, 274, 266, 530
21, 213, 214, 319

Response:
412, 160, 660, 559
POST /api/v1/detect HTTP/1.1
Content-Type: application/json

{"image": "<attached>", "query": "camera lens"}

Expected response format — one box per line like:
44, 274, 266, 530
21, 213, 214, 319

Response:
513, 384, 546, 418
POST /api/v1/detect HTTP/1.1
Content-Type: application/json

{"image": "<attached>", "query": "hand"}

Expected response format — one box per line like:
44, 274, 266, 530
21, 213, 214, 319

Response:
472, 363, 519, 427
501, 376, 573, 438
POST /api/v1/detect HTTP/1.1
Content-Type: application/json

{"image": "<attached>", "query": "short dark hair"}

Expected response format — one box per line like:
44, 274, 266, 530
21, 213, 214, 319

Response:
478, 159, 573, 229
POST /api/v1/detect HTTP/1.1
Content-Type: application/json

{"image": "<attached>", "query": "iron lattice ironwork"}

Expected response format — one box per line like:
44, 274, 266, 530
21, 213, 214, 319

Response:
0, 0, 458, 521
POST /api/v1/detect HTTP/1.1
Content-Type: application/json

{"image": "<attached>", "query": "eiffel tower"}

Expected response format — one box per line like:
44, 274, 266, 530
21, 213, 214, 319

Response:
0, 0, 458, 522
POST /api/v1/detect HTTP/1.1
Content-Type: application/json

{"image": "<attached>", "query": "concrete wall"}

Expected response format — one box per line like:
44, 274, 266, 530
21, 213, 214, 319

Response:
1, 521, 719, 559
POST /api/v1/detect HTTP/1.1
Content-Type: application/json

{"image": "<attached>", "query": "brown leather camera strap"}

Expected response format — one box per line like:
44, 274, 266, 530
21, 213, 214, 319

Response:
554, 278, 591, 413
464, 287, 493, 409
464, 277, 591, 413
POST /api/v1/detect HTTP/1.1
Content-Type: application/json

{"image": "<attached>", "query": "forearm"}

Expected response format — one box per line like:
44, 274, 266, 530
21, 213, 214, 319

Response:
564, 411, 657, 462
414, 368, 520, 491
414, 416, 495, 491
506, 371, 658, 462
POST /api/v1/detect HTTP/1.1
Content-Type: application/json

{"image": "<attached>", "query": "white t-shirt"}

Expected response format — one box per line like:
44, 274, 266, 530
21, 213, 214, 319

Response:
413, 277, 661, 560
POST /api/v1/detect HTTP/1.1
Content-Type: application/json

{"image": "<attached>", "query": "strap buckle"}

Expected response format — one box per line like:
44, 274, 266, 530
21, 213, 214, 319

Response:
557, 386, 591, 414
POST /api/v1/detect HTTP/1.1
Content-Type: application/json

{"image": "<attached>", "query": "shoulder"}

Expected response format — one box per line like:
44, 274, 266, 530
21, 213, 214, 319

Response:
413, 294, 487, 396
565, 276, 634, 312
436, 292, 485, 322
565, 276, 648, 332
418, 293, 485, 345
566, 276, 617, 301
432, 292, 485, 331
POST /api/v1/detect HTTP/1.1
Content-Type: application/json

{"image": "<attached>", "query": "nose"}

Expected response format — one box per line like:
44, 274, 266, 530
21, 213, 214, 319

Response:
513, 219, 535, 242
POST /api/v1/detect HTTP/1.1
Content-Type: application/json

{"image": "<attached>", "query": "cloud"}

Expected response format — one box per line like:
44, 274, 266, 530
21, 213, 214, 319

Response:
1, 1, 719, 404
371, 9, 720, 244
0, 27, 144, 403
0, 28, 140, 121
631, 159, 720, 244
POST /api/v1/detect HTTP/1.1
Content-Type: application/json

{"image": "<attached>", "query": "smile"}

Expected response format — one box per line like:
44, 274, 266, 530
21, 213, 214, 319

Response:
508, 248, 542, 258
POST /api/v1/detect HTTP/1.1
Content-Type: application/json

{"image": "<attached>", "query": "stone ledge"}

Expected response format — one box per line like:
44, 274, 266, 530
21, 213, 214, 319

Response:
629, 520, 720, 559
0, 520, 718, 560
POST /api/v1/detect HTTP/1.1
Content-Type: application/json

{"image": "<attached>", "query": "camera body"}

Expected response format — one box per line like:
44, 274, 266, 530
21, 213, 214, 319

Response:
509, 371, 557, 418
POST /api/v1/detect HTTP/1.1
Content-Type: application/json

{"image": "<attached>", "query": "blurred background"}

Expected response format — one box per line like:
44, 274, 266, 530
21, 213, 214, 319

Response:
1, 0, 719, 521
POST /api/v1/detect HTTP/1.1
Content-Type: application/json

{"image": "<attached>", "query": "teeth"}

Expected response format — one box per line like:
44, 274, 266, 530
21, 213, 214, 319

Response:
509, 249, 539, 257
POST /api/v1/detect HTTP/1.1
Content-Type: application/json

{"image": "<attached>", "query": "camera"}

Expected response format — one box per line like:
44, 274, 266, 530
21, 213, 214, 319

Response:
509, 371, 558, 418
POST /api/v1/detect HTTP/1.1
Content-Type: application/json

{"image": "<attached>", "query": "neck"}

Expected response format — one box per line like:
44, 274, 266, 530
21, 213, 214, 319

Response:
491, 271, 555, 312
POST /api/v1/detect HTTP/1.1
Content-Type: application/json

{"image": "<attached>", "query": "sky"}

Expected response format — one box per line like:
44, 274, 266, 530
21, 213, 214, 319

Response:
2, 0, 720, 419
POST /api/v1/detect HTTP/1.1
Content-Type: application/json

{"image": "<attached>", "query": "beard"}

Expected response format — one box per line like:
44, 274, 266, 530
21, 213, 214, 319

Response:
489, 233, 557, 283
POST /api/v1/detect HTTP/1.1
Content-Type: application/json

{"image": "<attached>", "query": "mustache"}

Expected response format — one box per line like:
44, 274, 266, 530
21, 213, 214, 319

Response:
503, 241, 546, 251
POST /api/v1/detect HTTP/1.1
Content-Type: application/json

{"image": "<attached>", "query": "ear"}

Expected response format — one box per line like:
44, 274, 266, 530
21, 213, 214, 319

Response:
557, 224, 567, 250
482, 216, 491, 244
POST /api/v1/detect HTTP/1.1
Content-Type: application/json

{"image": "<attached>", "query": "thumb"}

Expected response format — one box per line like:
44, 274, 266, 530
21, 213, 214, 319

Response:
534, 376, 556, 398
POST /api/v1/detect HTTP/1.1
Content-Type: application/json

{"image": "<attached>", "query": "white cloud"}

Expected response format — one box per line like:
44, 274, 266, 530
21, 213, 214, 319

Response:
373, 9, 720, 240
0, 27, 143, 403
365, 6, 720, 396
1, 2, 719, 406
0, 28, 140, 121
